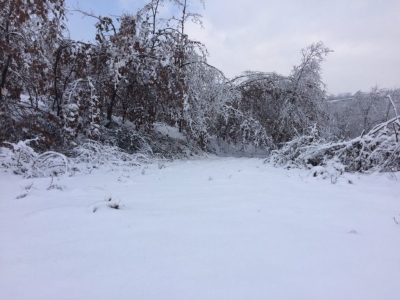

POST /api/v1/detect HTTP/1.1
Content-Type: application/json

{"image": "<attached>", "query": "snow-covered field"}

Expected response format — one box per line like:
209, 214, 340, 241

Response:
1, 157, 399, 300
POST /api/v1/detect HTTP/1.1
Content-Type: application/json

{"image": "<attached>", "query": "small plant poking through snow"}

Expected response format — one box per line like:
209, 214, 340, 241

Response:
15, 182, 35, 199
47, 176, 63, 191
109, 203, 120, 210
309, 166, 327, 178
141, 166, 149, 175
22, 182, 34, 192
92, 196, 122, 213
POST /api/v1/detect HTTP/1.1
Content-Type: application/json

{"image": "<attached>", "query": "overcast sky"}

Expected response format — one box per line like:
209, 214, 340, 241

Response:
65, 0, 400, 94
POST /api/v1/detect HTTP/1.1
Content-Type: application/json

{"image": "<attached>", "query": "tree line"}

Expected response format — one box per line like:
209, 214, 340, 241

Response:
1, 0, 398, 163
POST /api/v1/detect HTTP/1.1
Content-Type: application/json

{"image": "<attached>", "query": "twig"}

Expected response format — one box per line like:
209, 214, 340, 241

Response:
47, 176, 54, 190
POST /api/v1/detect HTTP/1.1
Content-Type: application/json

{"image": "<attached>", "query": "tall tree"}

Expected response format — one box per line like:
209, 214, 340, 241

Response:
0, 0, 66, 103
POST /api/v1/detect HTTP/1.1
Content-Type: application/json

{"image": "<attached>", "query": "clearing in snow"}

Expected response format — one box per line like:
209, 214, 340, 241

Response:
1, 157, 399, 300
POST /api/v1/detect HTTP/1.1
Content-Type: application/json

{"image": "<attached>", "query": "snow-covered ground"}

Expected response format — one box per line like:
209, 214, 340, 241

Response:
1, 157, 399, 300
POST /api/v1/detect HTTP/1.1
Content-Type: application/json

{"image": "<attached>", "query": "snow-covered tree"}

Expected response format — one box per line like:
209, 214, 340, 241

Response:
230, 42, 332, 146
0, 0, 67, 147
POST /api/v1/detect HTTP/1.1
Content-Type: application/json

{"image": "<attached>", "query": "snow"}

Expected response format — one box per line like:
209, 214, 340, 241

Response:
1, 157, 400, 300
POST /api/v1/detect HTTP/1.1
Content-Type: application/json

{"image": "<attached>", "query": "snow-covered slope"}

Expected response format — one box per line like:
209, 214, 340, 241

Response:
1, 157, 399, 300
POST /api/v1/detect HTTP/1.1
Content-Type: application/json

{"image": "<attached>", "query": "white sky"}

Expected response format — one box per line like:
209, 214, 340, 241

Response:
65, 0, 400, 94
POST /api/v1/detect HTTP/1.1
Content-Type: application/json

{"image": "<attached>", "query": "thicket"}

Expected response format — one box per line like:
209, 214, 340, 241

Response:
1, 0, 399, 176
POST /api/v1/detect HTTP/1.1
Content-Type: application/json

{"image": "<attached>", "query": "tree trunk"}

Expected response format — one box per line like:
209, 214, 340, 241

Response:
106, 88, 118, 127
0, 54, 10, 102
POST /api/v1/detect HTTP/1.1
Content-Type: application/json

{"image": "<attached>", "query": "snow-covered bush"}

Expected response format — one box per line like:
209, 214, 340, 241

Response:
0, 137, 156, 177
267, 125, 323, 168
0, 139, 71, 177
267, 117, 400, 173
71, 140, 152, 170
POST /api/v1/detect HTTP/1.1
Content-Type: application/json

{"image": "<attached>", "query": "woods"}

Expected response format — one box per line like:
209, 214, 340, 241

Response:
1, 0, 399, 174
